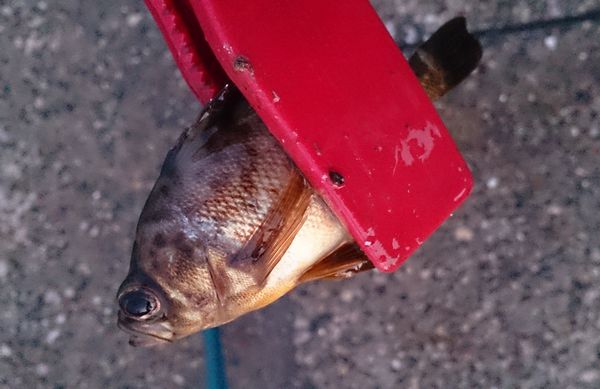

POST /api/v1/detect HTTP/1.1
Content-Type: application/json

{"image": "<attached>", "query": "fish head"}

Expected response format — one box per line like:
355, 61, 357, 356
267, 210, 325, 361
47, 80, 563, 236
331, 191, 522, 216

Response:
117, 204, 233, 346
116, 156, 227, 345
116, 228, 224, 346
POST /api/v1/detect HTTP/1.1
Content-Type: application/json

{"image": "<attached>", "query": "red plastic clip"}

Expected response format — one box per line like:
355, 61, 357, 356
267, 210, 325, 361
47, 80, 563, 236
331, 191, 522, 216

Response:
145, 0, 473, 272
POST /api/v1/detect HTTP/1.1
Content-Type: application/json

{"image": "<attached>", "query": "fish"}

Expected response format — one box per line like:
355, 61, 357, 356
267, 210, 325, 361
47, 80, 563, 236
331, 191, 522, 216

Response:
116, 17, 482, 346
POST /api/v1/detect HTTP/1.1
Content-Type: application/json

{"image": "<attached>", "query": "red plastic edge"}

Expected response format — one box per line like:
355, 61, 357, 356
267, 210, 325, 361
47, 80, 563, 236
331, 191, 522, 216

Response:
144, 0, 227, 104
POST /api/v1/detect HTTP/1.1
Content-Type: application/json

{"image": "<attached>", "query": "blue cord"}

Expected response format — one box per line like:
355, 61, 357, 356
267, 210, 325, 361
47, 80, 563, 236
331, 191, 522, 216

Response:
202, 327, 228, 389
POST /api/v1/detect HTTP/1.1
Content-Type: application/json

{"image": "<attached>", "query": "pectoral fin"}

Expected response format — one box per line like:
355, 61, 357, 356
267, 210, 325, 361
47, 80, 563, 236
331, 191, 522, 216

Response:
409, 17, 483, 101
231, 168, 312, 284
299, 243, 374, 283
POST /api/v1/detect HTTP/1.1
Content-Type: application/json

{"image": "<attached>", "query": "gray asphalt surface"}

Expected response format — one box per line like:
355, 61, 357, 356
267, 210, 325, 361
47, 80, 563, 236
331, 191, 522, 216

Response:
1, 0, 599, 388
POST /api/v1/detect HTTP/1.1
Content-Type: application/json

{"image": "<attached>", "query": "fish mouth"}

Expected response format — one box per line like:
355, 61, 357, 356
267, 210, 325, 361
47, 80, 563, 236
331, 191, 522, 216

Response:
117, 312, 175, 347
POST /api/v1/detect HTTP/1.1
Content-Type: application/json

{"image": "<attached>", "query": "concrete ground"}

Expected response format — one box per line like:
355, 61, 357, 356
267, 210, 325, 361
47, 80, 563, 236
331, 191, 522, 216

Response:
1, 0, 599, 388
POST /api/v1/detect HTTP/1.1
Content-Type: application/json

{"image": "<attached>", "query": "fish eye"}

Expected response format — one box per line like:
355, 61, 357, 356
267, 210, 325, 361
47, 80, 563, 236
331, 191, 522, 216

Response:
119, 289, 160, 319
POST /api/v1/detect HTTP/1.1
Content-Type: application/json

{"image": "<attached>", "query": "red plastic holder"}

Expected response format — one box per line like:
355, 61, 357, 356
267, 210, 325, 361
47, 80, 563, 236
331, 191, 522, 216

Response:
145, 0, 473, 272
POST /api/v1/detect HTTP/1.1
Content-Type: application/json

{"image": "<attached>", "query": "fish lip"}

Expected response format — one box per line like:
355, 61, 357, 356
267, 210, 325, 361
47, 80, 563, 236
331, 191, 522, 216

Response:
117, 312, 175, 347
127, 334, 168, 347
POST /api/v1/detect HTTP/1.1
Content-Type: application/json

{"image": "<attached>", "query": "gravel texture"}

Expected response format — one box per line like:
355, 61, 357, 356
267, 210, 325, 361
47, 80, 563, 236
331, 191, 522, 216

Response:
1, 0, 599, 388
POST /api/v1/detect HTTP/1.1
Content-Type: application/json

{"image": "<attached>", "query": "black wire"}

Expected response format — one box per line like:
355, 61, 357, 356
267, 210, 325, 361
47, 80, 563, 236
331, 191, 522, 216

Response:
472, 8, 600, 39
400, 8, 600, 51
